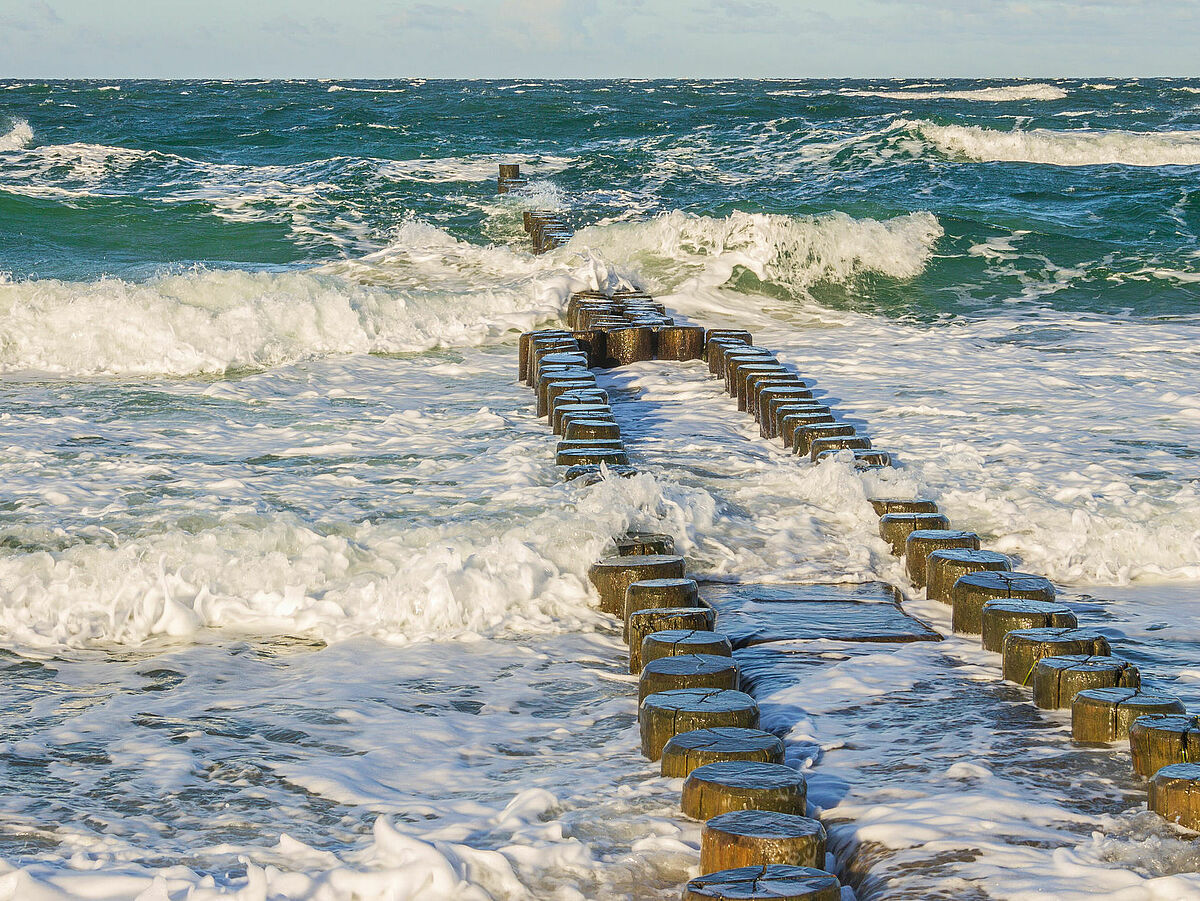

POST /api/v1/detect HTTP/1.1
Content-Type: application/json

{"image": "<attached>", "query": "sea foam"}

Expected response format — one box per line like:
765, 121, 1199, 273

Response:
0, 119, 33, 152
846, 83, 1068, 102
902, 119, 1200, 166
0, 222, 597, 376
576, 209, 944, 296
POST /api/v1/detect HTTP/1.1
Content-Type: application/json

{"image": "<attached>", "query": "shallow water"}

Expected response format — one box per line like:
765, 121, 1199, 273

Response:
1, 79, 1199, 899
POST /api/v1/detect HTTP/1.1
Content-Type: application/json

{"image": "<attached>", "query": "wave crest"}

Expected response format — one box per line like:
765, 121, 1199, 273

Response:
901, 119, 1200, 167
846, 83, 1067, 102
0, 222, 602, 376
577, 210, 943, 296
0, 118, 33, 152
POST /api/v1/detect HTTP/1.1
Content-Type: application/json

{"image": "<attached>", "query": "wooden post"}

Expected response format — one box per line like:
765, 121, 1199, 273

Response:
628, 607, 717, 673
641, 629, 733, 668
1001, 628, 1112, 685
905, 530, 980, 587
639, 653, 739, 703
587, 555, 686, 616
878, 513, 950, 556
1150, 763, 1200, 832
1129, 714, 1200, 777
683, 865, 840, 901
681, 761, 807, 820
869, 498, 938, 516
1071, 688, 1184, 743
1032, 655, 1140, 709
950, 571, 1056, 635
660, 726, 785, 778
980, 599, 1076, 652
639, 688, 759, 761
623, 577, 700, 639
926, 549, 1010, 604
701, 810, 827, 873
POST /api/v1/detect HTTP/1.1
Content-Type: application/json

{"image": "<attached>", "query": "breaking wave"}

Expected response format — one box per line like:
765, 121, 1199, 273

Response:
0, 118, 33, 152
846, 83, 1068, 102
900, 119, 1200, 166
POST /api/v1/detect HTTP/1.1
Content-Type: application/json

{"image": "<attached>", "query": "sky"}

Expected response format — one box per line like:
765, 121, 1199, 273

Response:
0, 0, 1197, 79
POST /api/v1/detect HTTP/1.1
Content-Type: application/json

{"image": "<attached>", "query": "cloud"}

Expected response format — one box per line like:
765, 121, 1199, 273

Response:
0, 0, 61, 32
397, 2, 473, 32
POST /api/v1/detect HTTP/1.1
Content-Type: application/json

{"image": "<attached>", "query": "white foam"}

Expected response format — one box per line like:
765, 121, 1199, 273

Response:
575, 209, 944, 296
326, 85, 409, 93
901, 119, 1200, 166
0, 118, 33, 152
845, 83, 1068, 102
0, 221, 596, 376
378, 155, 574, 184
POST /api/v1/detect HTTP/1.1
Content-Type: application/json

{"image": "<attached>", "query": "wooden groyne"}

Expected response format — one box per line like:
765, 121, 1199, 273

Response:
503, 164, 1195, 898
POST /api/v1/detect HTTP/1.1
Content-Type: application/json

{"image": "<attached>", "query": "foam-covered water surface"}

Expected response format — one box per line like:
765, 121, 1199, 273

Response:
2, 79, 1199, 898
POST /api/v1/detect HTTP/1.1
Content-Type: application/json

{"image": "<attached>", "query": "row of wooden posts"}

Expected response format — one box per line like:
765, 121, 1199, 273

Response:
505, 164, 1200, 899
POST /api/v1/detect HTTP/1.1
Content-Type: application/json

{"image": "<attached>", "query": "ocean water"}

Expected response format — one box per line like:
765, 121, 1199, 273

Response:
0, 79, 1198, 899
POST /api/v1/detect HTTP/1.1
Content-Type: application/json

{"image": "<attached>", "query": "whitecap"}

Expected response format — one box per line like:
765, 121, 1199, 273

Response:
844, 83, 1068, 102
0, 118, 33, 151
899, 119, 1200, 166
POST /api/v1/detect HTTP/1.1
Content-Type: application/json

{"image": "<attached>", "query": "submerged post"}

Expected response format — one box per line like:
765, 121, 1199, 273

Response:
497, 163, 527, 193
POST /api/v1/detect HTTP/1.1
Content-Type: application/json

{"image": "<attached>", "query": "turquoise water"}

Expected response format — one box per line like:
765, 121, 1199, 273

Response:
1, 80, 1200, 899
4, 79, 1199, 317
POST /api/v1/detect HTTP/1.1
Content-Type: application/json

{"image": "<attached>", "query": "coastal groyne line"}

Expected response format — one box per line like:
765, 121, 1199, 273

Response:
502, 164, 1194, 898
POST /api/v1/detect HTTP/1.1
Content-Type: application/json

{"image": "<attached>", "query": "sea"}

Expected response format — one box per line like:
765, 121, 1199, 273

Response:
0, 78, 1199, 900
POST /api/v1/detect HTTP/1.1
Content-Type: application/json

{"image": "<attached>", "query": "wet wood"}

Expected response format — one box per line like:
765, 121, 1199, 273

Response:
926, 548, 1010, 604
604, 326, 654, 366
552, 402, 613, 434
701, 810, 827, 873
763, 403, 830, 441
1001, 628, 1112, 685
681, 760, 807, 820
660, 726, 785, 778
613, 532, 674, 557
869, 498, 938, 516
624, 577, 699, 638
724, 352, 779, 390
980, 599, 1076, 652
1150, 763, 1200, 832
629, 607, 717, 673
563, 420, 621, 442
904, 530, 980, 587
951, 571, 1056, 635
736, 367, 793, 411
657, 325, 707, 360
519, 329, 571, 381
808, 435, 870, 461
1129, 714, 1200, 777
1071, 687, 1185, 743
683, 865, 840, 901
554, 447, 629, 466
639, 688, 759, 761
878, 513, 950, 556
1032, 654, 1140, 709
641, 629, 733, 668
751, 382, 812, 420
587, 554, 686, 616
639, 653, 739, 703
793, 422, 855, 456
778, 411, 836, 448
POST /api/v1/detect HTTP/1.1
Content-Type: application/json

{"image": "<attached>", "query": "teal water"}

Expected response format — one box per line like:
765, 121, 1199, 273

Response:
1, 80, 1200, 899
3, 78, 1199, 317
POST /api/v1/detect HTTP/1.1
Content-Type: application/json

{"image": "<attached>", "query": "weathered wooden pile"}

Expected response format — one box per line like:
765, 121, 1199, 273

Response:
502, 164, 1199, 899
